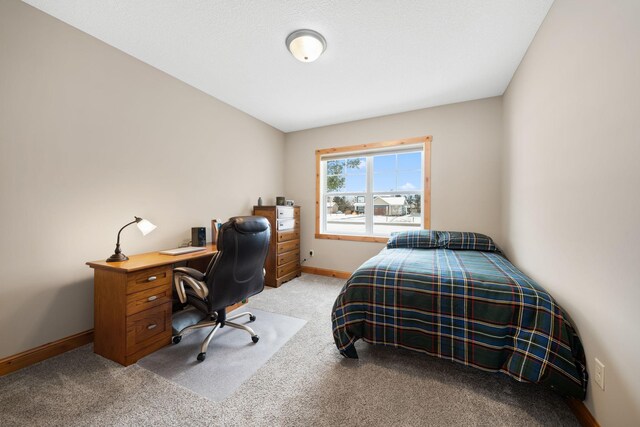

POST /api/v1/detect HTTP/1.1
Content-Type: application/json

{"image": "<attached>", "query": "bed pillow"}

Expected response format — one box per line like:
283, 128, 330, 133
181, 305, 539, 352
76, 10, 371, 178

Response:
437, 231, 500, 253
386, 230, 439, 249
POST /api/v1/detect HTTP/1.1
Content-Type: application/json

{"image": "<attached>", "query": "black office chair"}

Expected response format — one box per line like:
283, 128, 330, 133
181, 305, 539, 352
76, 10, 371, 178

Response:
171, 216, 270, 362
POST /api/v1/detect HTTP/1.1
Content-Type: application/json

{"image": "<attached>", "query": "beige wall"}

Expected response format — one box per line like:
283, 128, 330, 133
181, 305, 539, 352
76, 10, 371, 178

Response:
0, 0, 284, 359
502, 0, 640, 425
285, 97, 503, 273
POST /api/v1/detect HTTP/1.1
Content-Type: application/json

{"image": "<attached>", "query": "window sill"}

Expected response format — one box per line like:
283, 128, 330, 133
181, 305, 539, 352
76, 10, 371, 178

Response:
315, 233, 389, 243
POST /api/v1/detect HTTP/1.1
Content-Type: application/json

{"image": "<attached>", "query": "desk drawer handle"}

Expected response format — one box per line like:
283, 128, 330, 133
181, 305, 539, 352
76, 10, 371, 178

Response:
147, 324, 157, 330
147, 295, 158, 302
147, 276, 157, 282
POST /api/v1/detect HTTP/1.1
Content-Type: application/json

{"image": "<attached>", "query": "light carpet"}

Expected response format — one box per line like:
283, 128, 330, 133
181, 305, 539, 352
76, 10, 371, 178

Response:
0, 274, 579, 426
138, 308, 306, 402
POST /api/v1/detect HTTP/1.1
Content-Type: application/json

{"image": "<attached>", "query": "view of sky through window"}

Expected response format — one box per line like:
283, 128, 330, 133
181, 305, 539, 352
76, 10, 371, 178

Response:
326, 152, 421, 193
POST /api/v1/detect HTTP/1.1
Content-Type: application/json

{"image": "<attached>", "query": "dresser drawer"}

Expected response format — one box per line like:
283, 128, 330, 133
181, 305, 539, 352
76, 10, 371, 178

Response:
276, 206, 294, 219
126, 284, 172, 316
277, 230, 300, 242
277, 240, 300, 253
277, 218, 295, 231
126, 266, 171, 294
277, 250, 300, 266
277, 260, 300, 278
126, 303, 171, 355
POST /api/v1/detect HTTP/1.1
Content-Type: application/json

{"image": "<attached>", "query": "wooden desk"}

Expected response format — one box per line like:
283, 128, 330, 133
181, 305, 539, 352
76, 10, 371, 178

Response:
87, 245, 217, 366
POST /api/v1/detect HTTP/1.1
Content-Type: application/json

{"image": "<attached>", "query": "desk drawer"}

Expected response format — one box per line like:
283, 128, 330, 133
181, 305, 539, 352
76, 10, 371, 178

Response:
277, 250, 300, 266
126, 284, 172, 316
277, 240, 300, 253
127, 266, 171, 294
277, 260, 300, 278
277, 230, 300, 242
126, 303, 171, 355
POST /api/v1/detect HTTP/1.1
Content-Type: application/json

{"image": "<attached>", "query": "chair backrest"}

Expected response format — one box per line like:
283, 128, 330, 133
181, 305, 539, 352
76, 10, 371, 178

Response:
205, 216, 270, 311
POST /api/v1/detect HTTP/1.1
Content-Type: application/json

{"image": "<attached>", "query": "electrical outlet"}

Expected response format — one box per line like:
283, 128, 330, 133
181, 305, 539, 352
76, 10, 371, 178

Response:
594, 358, 605, 390
309, 250, 314, 257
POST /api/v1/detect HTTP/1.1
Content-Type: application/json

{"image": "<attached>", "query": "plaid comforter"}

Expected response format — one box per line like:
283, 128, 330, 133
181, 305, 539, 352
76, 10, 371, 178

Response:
331, 247, 587, 399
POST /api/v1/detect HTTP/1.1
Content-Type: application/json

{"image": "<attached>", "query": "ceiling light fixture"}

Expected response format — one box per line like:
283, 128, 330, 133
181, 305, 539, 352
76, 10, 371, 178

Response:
286, 29, 327, 63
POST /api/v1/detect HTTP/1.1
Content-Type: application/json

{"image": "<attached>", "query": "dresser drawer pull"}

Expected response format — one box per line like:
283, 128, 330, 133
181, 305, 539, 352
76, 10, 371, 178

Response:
147, 324, 157, 330
147, 276, 157, 282
147, 295, 158, 302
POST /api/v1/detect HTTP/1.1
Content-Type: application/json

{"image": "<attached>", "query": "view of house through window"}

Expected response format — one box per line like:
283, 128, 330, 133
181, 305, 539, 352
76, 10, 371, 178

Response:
317, 137, 430, 241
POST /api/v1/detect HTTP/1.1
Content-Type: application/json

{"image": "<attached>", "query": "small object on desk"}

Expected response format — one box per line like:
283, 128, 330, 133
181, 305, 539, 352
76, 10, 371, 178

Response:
106, 216, 156, 262
276, 196, 285, 206
285, 199, 294, 207
159, 246, 207, 256
258, 196, 263, 206
211, 219, 219, 244
191, 227, 206, 246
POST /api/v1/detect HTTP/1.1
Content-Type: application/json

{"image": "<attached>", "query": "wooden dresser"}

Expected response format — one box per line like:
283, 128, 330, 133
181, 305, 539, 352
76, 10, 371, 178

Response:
253, 205, 301, 287
86, 245, 217, 365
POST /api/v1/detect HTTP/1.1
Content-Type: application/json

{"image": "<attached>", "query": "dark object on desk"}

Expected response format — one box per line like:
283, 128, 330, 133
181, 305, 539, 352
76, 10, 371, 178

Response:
173, 216, 271, 362
276, 196, 285, 205
191, 227, 206, 246
106, 216, 156, 262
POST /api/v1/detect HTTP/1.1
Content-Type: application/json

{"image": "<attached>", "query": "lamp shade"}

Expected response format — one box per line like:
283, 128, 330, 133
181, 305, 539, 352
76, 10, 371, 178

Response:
136, 218, 156, 236
286, 29, 326, 62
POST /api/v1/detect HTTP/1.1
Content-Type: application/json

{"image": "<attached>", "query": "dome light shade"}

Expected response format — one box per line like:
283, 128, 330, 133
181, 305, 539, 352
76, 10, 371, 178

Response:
286, 29, 326, 63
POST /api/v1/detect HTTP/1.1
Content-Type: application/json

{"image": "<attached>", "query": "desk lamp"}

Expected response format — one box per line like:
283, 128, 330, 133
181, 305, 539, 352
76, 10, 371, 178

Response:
106, 216, 156, 262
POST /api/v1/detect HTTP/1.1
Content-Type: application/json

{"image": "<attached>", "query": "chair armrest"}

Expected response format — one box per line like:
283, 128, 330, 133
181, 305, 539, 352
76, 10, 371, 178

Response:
174, 266, 205, 281
174, 269, 208, 303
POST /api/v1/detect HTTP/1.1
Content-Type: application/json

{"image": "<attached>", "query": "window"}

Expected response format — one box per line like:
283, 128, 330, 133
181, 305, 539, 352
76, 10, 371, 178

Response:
315, 136, 431, 243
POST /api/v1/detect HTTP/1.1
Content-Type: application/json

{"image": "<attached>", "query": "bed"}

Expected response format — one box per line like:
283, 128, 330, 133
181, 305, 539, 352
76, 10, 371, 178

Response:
331, 230, 587, 400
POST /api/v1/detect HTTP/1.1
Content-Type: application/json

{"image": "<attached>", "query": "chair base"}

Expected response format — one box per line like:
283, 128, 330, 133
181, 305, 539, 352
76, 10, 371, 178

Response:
172, 309, 259, 362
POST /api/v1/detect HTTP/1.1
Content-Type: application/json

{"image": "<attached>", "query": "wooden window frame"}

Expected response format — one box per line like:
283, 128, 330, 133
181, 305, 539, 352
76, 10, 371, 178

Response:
315, 135, 432, 243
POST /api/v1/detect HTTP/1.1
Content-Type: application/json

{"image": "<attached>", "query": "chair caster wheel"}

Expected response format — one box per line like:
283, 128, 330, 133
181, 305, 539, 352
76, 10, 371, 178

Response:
197, 352, 206, 362
249, 315, 256, 322
251, 335, 259, 343
172, 336, 182, 344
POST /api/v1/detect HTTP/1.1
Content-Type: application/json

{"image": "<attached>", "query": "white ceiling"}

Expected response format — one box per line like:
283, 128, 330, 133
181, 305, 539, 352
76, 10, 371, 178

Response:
22, 0, 553, 132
